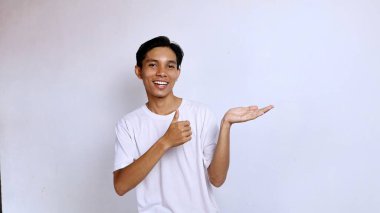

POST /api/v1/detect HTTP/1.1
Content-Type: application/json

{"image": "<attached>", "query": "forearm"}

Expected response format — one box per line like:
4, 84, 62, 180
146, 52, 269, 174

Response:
207, 119, 231, 187
113, 139, 169, 196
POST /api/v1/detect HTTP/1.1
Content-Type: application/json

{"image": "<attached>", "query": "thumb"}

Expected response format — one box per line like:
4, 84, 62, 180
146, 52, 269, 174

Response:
172, 109, 179, 123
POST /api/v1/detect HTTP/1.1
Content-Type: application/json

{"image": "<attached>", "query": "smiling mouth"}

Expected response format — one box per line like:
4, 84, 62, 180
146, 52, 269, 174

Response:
153, 80, 169, 85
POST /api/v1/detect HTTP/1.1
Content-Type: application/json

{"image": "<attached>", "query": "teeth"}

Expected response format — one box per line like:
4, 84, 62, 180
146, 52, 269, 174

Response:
154, 81, 168, 85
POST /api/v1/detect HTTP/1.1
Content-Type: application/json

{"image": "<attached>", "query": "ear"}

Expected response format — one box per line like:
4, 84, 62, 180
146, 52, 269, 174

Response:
135, 65, 143, 79
175, 68, 181, 81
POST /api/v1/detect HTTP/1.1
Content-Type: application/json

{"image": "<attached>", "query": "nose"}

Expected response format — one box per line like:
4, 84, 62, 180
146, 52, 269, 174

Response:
156, 66, 168, 77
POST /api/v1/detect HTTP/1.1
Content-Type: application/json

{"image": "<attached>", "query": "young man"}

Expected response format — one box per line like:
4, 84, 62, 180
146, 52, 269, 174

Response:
113, 36, 273, 212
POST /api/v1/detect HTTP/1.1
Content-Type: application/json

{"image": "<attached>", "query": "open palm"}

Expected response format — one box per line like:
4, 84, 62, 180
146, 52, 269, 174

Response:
223, 105, 273, 124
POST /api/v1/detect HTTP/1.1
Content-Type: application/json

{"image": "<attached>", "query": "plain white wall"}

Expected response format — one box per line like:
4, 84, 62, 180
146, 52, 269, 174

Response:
1, 0, 379, 212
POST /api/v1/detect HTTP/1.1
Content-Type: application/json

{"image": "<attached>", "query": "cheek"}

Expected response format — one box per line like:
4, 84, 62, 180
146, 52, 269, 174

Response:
169, 71, 180, 80
140, 70, 154, 79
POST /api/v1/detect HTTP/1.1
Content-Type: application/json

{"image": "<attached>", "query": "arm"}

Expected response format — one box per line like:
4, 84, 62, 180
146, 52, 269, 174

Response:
207, 105, 274, 187
113, 138, 168, 196
207, 119, 231, 187
113, 110, 192, 196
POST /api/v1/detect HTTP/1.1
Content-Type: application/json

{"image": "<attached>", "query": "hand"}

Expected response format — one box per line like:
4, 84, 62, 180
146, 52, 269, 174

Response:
223, 105, 274, 126
160, 110, 192, 149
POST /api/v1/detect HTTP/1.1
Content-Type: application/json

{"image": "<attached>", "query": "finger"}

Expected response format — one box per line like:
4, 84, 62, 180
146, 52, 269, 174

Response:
181, 125, 191, 132
259, 105, 274, 114
172, 110, 179, 123
177, 120, 190, 127
184, 136, 192, 143
184, 130, 192, 137
249, 105, 258, 110
183, 120, 190, 126
245, 111, 261, 120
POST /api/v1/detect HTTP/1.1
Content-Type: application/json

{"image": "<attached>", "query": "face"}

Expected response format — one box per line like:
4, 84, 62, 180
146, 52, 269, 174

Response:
135, 47, 180, 100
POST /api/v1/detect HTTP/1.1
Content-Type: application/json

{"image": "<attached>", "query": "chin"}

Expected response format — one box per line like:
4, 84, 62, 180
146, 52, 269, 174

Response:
149, 92, 171, 99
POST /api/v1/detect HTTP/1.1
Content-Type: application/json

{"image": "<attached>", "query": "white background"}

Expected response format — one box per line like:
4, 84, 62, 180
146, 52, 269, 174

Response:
1, 0, 379, 212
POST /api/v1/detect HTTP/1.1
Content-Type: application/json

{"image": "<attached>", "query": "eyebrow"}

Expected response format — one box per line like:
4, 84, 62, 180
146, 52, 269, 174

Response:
145, 59, 158, 63
144, 58, 177, 64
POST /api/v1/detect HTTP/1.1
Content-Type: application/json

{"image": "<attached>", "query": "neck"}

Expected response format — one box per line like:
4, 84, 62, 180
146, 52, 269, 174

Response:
146, 94, 182, 115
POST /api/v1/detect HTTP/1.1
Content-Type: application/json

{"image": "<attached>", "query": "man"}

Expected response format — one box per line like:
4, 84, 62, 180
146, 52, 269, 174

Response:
113, 36, 273, 212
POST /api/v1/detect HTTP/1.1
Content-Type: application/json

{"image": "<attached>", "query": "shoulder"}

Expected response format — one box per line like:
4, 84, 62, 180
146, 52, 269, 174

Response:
116, 106, 145, 129
183, 99, 212, 113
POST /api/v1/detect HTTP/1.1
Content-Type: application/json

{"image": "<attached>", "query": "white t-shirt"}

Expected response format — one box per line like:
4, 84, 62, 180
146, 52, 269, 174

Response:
114, 99, 219, 213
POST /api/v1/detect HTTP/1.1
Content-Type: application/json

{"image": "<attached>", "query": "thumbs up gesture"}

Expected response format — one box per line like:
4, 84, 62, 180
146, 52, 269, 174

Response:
160, 110, 192, 149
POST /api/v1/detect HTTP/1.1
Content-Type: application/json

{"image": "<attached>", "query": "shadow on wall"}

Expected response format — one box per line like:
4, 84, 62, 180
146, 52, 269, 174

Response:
1, 172, 2, 212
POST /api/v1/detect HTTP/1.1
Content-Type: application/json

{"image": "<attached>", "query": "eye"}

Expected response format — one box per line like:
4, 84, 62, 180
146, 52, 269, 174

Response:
148, 63, 157, 68
168, 64, 176, 69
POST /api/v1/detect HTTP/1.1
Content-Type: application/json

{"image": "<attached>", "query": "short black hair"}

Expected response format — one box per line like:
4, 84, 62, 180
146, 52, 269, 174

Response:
136, 36, 184, 69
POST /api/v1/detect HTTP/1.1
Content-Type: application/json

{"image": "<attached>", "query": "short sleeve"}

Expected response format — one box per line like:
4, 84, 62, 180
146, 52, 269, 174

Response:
201, 108, 219, 169
113, 119, 138, 171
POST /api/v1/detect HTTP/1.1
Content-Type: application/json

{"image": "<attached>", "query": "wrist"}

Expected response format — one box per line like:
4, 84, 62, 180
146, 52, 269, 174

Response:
221, 118, 232, 129
157, 137, 171, 152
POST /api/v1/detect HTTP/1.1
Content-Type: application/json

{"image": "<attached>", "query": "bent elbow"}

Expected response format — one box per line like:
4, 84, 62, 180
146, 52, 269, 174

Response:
115, 185, 129, 196
113, 170, 133, 196
209, 176, 226, 188
115, 187, 126, 196
211, 180, 224, 188
114, 182, 132, 196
